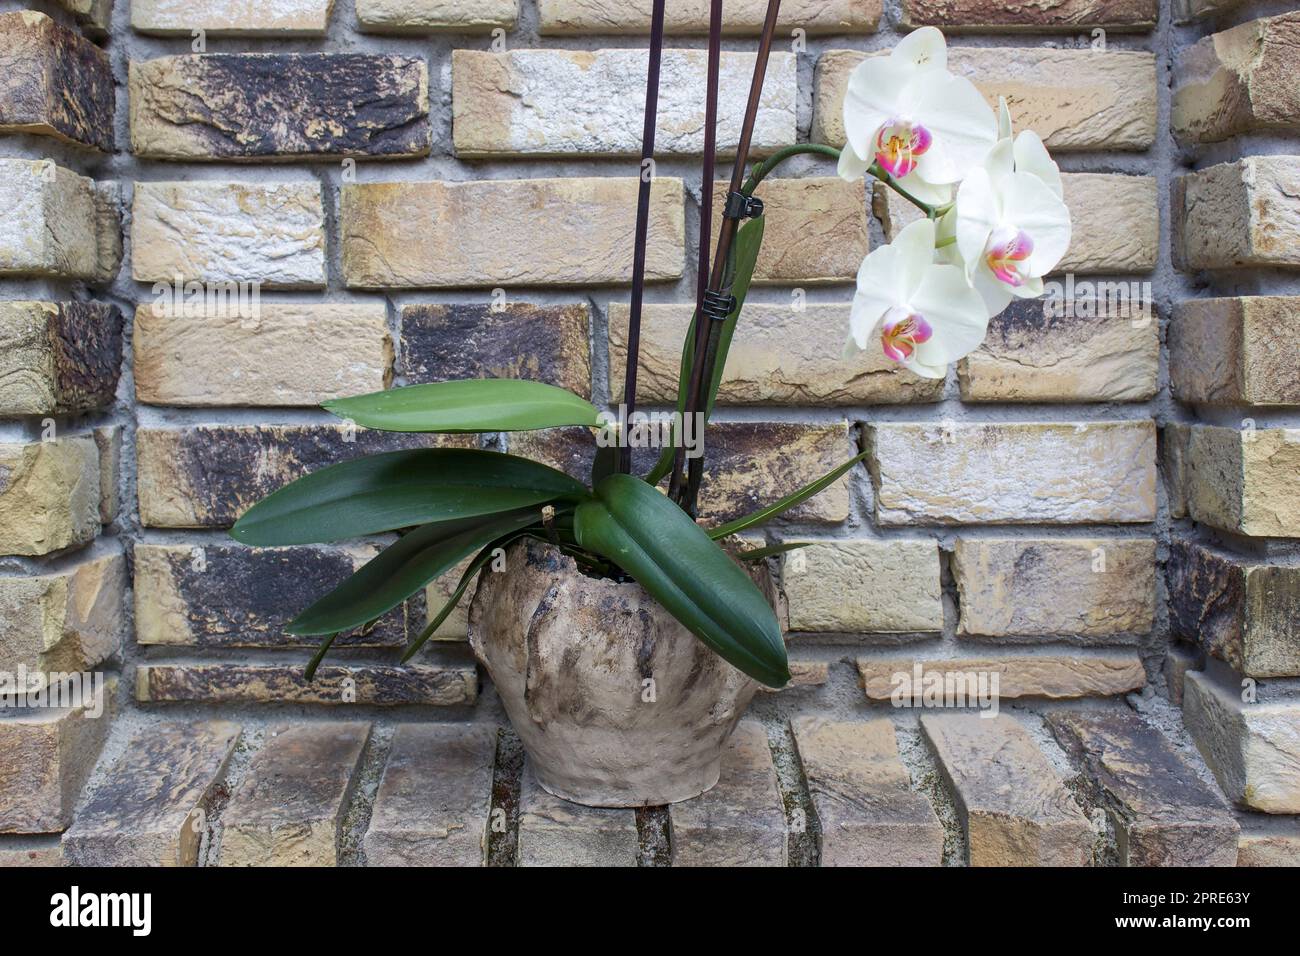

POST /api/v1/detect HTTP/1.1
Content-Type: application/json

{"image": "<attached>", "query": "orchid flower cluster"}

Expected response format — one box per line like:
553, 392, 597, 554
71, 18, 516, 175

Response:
837, 28, 1072, 379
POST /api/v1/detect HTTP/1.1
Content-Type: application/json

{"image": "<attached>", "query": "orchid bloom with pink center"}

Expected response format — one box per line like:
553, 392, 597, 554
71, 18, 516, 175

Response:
837, 28, 997, 206
847, 219, 989, 379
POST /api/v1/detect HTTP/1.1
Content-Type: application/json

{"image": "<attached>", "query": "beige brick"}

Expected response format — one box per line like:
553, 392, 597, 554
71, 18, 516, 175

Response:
758, 659, 830, 692
453, 50, 793, 158
1163, 642, 1200, 706
920, 714, 1092, 866
866, 421, 1157, 526
1184, 671, 1300, 814
1237, 831, 1300, 866
0, 301, 122, 416
422, 555, 473, 643
53, 0, 112, 35
1174, 0, 1246, 21
669, 721, 786, 867
859, 653, 1145, 701
517, 763, 638, 866
609, 302, 941, 407
0, 840, 63, 867
959, 295, 1158, 402
1174, 157, 1300, 270
790, 716, 944, 866
953, 537, 1156, 640
901, 0, 1157, 30
0, 676, 113, 834
1174, 13, 1300, 143
0, 436, 101, 557
136, 663, 477, 707
132, 181, 326, 288
132, 0, 333, 35
1182, 425, 1300, 537
709, 177, 868, 284
1171, 297, 1300, 407
876, 174, 1158, 274
63, 720, 240, 866
0, 11, 114, 151
219, 723, 371, 867
342, 177, 683, 289
782, 539, 942, 634
358, 0, 518, 33
814, 47, 1155, 151
0, 546, 125, 688
1163, 422, 1193, 520
363, 724, 496, 866
134, 303, 392, 406
93, 425, 121, 524
540, 0, 879, 35
0, 160, 119, 282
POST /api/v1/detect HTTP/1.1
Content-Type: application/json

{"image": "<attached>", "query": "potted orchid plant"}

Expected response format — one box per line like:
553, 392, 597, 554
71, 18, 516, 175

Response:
230, 24, 1069, 807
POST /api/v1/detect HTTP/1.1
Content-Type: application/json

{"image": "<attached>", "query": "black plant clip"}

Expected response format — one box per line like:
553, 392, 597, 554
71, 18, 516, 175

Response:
723, 190, 764, 220
701, 289, 737, 322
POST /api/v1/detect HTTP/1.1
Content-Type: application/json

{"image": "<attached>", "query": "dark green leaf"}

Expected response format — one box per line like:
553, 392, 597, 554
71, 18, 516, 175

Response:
708, 448, 870, 539
230, 448, 587, 547
590, 439, 620, 488
706, 216, 764, 418
304, 632, 340, 681
737, 541, 813, 561
574, 474, 789, 687
285, 509, 542, 635
323, 379, 601, 433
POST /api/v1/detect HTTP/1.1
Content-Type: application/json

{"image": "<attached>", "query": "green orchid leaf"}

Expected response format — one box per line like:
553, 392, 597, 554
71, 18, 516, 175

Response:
574, 474, 789, 688
230, 448, 587, 547
323, 379, 602, 433
737, 541, 814, 561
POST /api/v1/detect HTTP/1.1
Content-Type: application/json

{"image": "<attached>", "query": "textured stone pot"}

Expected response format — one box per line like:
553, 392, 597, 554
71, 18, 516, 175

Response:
469, 537, 778, 808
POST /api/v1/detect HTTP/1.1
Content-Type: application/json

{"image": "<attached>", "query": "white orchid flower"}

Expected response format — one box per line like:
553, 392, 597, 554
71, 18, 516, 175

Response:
838, 27, 996, 203
847, 218, 990, 379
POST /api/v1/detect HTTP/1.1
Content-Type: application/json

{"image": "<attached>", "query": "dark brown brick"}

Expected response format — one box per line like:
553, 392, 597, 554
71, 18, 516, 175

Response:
0, 11, 114, 151
400, 303, 591, 399
901, 0, 1156, 31
130, 54, 431, 160
0, 300, 121, 416
136, 663, 478, 707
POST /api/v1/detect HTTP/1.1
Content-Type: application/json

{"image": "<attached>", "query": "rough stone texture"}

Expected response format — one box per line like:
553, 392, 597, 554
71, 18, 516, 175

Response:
516, 764, 638, 866
866, 421, 1157, 526
1183, 671, 1300, 814
423, 555, 474, 642
1047, 711, 1239, 866
452, 50, 795, 157
1170, 297, 1300, 406
54, 0, 112, 35
219, 723, 371, 866
1238, 831, 1300, 866
609, 302, 941, 406
63, 720, 241, 866
401, 303, 591, 399
363, 723, 496, 866
1173, 13, 1300, 144
136, 663, 478, 707
0, 842, 63, 867
1174, 0, 1247, 21
1163, 642, 1200, 706
790, 716, 944, 866
134, 303, 392, 406
668, 721, 787, 867
0, 159, 119, 282
341, 177, 683, 289
135, 424, 473, 528
0, 435, 101, 557
707, 177, 868, 284
93, 425, 120, 524
470, 538, 771, 806
508, 421, 855, 528
760, 660, 829, 691
539, 0, 880, 35
0, 677, 113, 834
132, 181, 326, 288
1168, 540, 1300, 678
920, 714, 1093, 866
132, 0, 334, 35
1174, 157, 1300, 270
130, 54, 430, 160
901, 0, 1157, 31
0, 546, 125, 688
876, 173, 1158, 274
0, 301, 122, 416
958, 296, 1159, 403
781, 539, 943, 634
952, 537, 1156, 640
1163, 422, 1192, 519
133, 542, 408, 649
0, 11, 114, 151
1181, 425, 1300, 537
814, 47, 1155, 151
357, 0, 518, 33
858, 654, 1146, 700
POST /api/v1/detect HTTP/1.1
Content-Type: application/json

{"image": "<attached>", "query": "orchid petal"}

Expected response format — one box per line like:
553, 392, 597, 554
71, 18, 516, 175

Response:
837, 143, 871, 182
1000, 173, 1072, 277
891, 218, 937, 303
907, 72, 998, 185
1013, 130, 1063, 198
842, 57, 907, 160
997, 96, 1012, 140
909, 263, 991, 367
895, 27, 948, 74
955, 168, 1002, 281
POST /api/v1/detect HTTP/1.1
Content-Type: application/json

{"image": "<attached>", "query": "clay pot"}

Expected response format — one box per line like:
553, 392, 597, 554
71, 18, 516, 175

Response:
468, 537, 778, 807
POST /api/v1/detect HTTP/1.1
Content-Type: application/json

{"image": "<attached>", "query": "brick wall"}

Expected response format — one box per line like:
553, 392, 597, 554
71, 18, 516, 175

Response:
0, 0, 1296, 867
